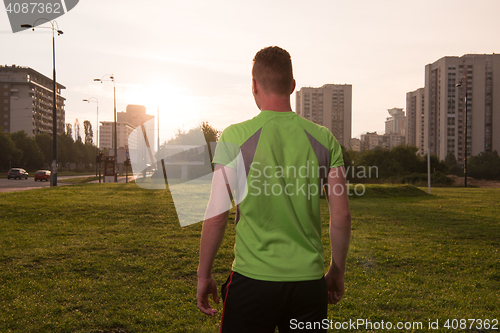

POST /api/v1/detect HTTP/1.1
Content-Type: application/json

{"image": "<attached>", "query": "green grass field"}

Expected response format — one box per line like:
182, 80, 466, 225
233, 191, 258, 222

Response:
0, 184, 498, 332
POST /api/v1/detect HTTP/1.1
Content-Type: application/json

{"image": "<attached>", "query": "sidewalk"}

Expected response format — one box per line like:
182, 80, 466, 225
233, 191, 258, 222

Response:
89, 175, 136, 184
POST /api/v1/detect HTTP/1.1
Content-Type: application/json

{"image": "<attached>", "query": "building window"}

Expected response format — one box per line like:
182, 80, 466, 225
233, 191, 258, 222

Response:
3, 99, 7, 103
3, 121, 8, 126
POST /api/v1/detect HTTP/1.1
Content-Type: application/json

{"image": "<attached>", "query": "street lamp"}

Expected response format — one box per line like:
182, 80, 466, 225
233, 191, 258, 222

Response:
94, 74, 117, 182
456, 73, 468, 187
21, 19, 63, 187
83, 97, 100, 181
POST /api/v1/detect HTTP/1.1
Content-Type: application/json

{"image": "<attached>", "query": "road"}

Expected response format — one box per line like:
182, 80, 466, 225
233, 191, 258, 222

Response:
0, 175, 133, 193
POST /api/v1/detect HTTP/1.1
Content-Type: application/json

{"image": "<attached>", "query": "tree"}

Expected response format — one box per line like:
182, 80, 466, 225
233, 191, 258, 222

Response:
65, 123, 73, 138
354, 145, 449, 183
426, 154, 449, 174
58, 132, 74, 168
390, 145, 424, 174
468, 151, 500, 180
83, 120, 94, 146
201, 121, 221, 143
72, 139, 85, 166
340, 146, 357, 181
10, 130, 44, 169
445, 152, 462, 176
163, 122, 221, 147
0, 128, 22, 170
445, 152, 457, 166
74, 119, 82, 143
34, 133, 52, 167
156, 122, 221, 179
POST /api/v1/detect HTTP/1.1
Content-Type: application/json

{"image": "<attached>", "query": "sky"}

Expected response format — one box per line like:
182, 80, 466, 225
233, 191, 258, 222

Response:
2, 0, 500, 147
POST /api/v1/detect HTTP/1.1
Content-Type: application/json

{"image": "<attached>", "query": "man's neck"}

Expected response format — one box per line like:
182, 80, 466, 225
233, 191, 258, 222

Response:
258, 94, 293, 112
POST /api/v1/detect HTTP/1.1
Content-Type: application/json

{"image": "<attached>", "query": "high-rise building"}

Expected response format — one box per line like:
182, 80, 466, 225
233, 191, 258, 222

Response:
406, 88, 425, 155
117, 104, 154, 128
423, 54, 500, 163
100, 104, 155, 170
100, 104, 155, 150
99, 121, 136, 150
385, 107, 406, 136
295, 84, 352, 147
0, 65, 65, 136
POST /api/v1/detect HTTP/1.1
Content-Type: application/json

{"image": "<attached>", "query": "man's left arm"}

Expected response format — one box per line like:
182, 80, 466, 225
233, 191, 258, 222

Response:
197, 164, 232, 316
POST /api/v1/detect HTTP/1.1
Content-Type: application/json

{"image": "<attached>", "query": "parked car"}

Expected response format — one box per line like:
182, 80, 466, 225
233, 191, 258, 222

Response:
34, 170, 51, 182
7, 168, 29, 180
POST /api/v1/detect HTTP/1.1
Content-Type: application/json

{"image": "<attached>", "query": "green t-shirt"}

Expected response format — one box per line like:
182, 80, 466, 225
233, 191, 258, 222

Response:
213, 110, 343, 282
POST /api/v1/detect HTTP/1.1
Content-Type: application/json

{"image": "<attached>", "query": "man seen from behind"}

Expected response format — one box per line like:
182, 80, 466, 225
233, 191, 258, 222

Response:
197, 46, 352, 333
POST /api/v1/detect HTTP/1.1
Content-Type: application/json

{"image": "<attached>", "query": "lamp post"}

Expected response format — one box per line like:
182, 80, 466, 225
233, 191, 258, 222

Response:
21, 19, 63, 187
456, 72, 468, 187
83, 97, 99, 180
94, 74, 117, 182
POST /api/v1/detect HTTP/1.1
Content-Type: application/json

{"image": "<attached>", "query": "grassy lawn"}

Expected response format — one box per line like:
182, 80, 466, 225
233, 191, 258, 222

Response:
0, 184, 498, 332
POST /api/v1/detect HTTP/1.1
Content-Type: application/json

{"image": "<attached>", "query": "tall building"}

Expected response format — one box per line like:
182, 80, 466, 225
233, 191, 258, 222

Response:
0, 65, 65, 136
99, 121, 136, 150
295, 84, 352, 147
385, 107, 406, 136
100, 104, 155, 150
100, 104, 155, 170
117, 104, 154, 128
406, 88, 425, 155
423, 54, 500, 162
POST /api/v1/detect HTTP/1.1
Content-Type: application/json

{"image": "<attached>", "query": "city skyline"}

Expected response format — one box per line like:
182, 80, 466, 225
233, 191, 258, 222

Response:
2, 0, 500, 143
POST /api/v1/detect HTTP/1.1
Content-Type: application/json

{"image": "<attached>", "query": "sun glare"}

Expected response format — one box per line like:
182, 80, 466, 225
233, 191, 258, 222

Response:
122, 80, 202, 143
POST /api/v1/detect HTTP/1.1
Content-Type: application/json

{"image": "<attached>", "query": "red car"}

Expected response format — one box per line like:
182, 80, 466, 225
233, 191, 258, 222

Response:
34, 170, 51, 182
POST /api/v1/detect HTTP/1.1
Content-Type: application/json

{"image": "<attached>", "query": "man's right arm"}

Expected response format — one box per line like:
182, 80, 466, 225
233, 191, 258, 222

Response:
325, 166, 352, 304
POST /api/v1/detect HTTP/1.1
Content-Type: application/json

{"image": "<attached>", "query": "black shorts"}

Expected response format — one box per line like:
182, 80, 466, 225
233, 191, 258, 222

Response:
220, 271, 328, 333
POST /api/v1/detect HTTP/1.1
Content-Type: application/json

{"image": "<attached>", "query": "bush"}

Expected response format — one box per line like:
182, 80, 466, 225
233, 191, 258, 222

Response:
468, 151, 500, 180
449, 164, 464, 177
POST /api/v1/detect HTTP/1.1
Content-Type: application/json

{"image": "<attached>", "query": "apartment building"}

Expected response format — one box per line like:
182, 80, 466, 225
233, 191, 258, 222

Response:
99, 121, 136, 150
295, 84, 352, 147
0, 65, 65, 136
406, 88, 425, 155
99, 105, 155, 149
423, 54, 500, 162
349, 138, 361, 152
360, 131, 404, 151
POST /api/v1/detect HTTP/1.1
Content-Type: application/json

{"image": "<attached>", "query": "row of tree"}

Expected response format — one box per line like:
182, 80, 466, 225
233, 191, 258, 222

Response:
158, 122, 500, 182
343, 145, 500, 183
342, 146, 452, 185
0, 129, 98, 171
3, 120, 499, 181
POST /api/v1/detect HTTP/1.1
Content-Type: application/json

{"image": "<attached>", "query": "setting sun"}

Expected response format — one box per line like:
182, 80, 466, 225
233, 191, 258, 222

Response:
122, 79, 203, 143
